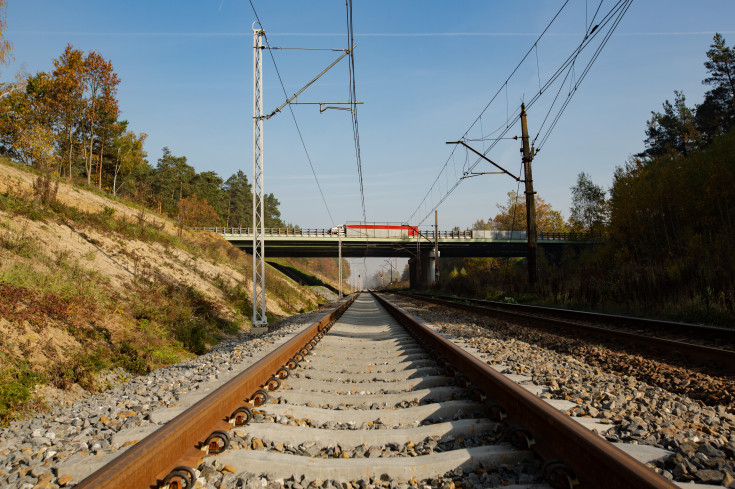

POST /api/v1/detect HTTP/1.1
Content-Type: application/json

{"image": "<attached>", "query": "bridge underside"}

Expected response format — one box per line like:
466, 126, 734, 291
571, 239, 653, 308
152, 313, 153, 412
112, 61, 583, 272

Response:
224, 236, 577, 258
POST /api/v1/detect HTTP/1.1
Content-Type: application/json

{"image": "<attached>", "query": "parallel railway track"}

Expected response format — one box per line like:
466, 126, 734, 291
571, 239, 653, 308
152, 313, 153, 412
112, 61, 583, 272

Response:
400, 292, 735, 374
75, 293, 678, 489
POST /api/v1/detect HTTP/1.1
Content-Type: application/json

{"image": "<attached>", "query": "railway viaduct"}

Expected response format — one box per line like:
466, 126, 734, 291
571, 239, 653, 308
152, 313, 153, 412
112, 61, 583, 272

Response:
199, 226, 601, 288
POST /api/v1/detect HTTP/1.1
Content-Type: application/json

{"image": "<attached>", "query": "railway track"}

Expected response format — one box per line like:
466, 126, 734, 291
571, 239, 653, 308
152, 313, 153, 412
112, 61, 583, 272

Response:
400, 292, 735, 374
75, 292, 679, 489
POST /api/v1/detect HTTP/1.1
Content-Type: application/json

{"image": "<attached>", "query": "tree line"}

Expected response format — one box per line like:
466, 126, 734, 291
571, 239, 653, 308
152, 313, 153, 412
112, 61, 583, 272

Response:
438, 33, 735, 324
0, 40, 284, 229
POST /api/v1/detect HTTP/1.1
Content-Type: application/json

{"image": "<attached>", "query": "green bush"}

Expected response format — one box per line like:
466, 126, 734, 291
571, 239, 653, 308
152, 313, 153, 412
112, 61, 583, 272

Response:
174, 319, 208, 355
0, 356, 44, 425
118, 341, 149, 375
49, 348, 110, 390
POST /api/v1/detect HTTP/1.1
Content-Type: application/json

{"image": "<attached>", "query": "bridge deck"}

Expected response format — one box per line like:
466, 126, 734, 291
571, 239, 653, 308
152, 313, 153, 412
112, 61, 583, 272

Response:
195, 228, 600, 258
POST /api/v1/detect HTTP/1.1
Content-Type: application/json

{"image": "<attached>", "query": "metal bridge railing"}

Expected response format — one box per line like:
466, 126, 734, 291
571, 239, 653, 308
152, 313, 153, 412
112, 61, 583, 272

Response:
190, 227, 606, 242
191, 227, 343, 237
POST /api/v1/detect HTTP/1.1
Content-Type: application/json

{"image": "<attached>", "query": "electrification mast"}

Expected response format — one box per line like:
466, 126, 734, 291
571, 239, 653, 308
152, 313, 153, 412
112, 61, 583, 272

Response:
445, 104, 538, 286
252, 26, 267, 326
251, 26, 357, 320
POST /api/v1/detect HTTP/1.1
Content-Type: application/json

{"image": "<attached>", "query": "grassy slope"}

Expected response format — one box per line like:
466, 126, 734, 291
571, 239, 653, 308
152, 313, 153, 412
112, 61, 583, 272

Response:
271, 257, 353, 296
0, 158, 321, 424
267, 259, 340, 296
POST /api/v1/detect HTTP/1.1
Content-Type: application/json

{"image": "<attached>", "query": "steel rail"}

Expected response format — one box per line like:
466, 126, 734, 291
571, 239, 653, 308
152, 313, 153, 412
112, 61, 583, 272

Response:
402, 292, 735, 372
410, 292, 735, 341
372, 291, 678, 489
75, 293, 359, 489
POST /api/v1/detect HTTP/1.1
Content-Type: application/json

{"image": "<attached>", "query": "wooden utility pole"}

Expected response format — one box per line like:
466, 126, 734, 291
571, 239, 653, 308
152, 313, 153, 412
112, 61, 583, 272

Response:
416, 233, 421, 284
434, 210, 440, 285
338, 234, 342, 298
520, 103, 538, 286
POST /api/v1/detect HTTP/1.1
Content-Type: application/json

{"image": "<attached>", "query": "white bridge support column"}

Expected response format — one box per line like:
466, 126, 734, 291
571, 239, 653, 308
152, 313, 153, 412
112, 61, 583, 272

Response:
252, 27, 267, 326
409, 250, 439, 290
423, 249, 439, 288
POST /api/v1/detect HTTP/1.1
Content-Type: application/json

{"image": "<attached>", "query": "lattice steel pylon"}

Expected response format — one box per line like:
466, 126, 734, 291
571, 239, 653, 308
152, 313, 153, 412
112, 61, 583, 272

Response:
252, 26, 267, 326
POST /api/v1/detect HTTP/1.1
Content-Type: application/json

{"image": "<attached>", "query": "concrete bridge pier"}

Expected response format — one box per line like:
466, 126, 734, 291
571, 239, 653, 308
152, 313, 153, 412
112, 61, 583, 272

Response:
408, 257, 418, 289
408, 250, 439, 289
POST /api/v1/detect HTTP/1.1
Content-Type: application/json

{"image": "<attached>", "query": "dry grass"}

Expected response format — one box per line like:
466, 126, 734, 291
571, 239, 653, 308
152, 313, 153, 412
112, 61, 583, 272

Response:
0, 157, 325, 425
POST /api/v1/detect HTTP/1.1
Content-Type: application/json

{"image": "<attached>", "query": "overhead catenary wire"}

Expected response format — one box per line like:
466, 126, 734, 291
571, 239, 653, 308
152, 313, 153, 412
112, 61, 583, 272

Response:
406, 0, 633, 225
347, 0, 367, 224
586, 0, 606, 36
345, 0, 369, 280
248, 0, 336, 227
456, 0, 571, 140
267, 46, 350, 51
410, 0, 630, 224
476, 0, 630, 162
532, 0, 633, 149
405, 1, 570, 225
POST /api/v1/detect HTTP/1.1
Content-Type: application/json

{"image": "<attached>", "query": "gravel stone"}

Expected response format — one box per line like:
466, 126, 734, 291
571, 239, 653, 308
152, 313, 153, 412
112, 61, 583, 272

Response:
10, 293, 732, 488
386, 294, 735, 486
0, 309, 327, 489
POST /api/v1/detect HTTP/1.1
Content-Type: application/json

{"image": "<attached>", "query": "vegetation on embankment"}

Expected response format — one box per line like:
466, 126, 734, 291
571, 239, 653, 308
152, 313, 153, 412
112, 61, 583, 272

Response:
267, 257, 351, 297
0, 158, 322, 425
0, 43, 286, 231
432, 34, 735, 326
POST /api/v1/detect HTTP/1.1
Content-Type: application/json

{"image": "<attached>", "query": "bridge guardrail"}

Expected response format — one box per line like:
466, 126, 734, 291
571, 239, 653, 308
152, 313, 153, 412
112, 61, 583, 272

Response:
191, 227, 344, 237
191, 227, 606, 242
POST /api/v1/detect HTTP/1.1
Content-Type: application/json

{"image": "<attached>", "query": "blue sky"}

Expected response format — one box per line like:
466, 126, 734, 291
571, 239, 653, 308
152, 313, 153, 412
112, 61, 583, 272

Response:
4, 0, 735, 237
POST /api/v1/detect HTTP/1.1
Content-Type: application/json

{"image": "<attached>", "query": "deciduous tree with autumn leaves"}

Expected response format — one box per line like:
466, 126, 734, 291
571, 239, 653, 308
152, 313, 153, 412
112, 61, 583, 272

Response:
439, 34, 735, 325
0, 34, 285, 229
1, 44, 122, 186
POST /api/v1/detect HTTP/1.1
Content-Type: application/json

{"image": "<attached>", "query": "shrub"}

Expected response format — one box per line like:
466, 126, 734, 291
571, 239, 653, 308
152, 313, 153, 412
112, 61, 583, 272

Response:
0, 356, 45, 425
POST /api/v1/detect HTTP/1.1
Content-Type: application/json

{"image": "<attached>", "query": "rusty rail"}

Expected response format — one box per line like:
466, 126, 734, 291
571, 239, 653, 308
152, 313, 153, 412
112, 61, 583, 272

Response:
406, 292, 735, 342
372, 291, 677, 489
75, 293, 359, 489
401, 292, 735, 373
